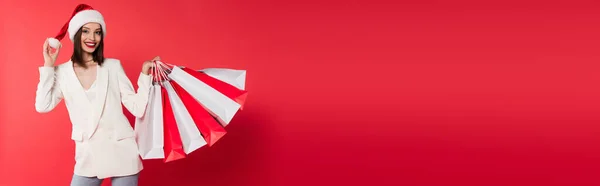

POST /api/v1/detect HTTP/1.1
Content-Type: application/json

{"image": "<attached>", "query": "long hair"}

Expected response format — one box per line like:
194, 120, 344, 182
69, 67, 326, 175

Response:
70, 27, 105, 68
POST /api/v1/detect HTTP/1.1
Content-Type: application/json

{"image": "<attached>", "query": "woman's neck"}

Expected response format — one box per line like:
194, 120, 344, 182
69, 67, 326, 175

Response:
82, 52, 94, 63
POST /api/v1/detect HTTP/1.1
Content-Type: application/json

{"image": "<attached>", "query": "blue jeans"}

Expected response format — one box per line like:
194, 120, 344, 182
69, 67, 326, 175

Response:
70, 173, 138, 186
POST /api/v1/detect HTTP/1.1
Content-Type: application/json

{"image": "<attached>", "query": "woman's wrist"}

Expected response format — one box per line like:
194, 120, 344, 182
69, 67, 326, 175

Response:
142, 56, 159, 75
142, 67, 150, 75
43, 60, 55, 67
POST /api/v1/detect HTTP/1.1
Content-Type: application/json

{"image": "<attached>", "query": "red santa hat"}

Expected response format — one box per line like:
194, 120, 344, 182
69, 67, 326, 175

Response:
48, 4, 106, 48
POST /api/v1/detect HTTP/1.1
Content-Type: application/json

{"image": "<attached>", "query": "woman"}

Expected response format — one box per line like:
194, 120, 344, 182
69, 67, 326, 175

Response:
35, 4, 154, 186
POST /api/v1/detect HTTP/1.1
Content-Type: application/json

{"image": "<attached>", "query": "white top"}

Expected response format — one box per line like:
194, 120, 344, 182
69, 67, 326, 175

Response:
85, 81, 97, 101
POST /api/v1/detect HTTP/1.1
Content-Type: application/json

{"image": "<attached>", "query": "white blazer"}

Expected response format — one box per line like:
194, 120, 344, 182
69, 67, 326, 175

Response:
35, 58, 151, 179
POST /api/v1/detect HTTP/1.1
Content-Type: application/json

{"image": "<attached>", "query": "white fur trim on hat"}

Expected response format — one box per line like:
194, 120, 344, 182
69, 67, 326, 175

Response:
68, 10, 106, 41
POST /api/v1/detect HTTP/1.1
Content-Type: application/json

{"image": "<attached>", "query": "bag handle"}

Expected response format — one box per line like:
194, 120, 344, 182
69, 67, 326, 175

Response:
153, 60, 171, 85
150, 60, 182, 85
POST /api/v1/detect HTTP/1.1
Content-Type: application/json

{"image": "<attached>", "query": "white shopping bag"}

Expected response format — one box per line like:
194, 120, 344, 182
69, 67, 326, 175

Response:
199, 68, 247, 90
134, 84, 164, 159
168, 66, 241, 125
163, 81, 207, 154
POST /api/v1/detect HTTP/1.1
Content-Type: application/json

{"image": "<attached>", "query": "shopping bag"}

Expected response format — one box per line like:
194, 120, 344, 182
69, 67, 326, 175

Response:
182, 67, 248, 109
171, 81, 227, 146
134, 84, 164, 159
168, 66, 241, 126
163, 81, 207, 154
161, 86, 186, 162
199, 68, 247, 90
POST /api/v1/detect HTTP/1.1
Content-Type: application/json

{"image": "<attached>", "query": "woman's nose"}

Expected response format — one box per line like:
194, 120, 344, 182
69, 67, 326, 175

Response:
87, 33, 95, 41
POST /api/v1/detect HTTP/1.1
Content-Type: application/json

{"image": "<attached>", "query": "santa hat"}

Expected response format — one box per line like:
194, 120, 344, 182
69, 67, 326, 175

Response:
48, 4, 106, 48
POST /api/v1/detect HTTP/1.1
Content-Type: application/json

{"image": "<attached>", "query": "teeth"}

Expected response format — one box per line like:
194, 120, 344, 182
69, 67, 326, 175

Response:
86, 43, 95, 46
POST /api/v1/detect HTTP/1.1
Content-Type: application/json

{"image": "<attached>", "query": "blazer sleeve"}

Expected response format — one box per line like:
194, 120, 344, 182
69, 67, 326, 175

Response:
35, 66, 64, 113
115, 60, 152, 118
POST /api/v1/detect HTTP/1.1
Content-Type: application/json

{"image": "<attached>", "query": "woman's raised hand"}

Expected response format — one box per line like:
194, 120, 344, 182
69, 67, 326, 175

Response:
142, 56, 160, 75
43, 38, 61, 67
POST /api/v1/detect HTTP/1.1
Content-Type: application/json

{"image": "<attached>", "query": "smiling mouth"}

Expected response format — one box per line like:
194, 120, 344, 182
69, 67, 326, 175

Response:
84, 42, 96, 48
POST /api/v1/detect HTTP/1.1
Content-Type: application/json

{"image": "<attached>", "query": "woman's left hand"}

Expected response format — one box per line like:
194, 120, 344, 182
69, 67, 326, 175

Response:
142, 56, 160, 75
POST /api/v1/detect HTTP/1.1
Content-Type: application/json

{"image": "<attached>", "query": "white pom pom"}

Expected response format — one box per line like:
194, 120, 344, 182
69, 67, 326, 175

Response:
48, 38, 61, 49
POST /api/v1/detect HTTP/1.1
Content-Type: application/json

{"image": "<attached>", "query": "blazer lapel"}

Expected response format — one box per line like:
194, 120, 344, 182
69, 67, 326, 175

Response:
87, 63, 109, 139
66, 61, 89, 103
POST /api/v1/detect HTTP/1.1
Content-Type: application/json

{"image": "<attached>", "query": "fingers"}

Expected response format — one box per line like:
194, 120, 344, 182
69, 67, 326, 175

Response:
43, 38, 49, 54
44, 38, 60, 57
152, 56, 161, 61
53, 44, 61, 55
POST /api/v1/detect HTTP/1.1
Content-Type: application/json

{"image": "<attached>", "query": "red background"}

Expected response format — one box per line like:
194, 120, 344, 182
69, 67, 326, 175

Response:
2, 0, 600, 186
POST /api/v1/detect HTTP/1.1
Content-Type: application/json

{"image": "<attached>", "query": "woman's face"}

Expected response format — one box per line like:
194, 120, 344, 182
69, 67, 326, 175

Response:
80, 23, 102, 53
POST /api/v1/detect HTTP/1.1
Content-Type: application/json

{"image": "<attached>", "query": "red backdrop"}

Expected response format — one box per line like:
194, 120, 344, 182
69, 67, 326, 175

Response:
2, 0, 600, 186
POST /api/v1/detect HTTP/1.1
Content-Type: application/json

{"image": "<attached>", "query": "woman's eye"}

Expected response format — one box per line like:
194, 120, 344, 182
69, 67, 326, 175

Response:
95, 31, 101, 35
82, 30, 88, 33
